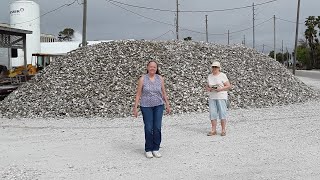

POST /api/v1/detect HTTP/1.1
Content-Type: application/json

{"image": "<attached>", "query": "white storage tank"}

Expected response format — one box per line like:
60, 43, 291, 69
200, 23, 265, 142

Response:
10, 0, 40, 67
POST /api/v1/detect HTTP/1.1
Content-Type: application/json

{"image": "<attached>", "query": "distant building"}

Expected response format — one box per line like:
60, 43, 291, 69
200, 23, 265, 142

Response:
40, 34, 57, 43
0, 23, 10, 28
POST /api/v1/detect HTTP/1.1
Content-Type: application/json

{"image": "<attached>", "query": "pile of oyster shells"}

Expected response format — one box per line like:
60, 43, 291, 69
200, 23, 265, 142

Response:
0, 40, 318, 118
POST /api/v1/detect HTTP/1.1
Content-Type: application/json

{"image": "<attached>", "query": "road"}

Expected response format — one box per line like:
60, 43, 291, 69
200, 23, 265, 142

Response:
295, 70, 320, 80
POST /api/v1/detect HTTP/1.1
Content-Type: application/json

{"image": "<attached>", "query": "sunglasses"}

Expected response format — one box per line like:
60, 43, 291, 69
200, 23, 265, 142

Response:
212, 66, 219, 68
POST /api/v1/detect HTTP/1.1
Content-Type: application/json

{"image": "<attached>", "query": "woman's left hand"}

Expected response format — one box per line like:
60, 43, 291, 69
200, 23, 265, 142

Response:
166, 105, 171, 114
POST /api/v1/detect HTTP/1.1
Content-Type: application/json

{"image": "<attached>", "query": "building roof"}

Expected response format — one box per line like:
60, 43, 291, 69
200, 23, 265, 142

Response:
0, 23, 10, 27
0, 25, 32, 35
41, 33, 56, 37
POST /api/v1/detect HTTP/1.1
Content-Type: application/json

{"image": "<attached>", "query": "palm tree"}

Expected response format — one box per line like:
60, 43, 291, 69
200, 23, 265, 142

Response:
304, 16, 319, 69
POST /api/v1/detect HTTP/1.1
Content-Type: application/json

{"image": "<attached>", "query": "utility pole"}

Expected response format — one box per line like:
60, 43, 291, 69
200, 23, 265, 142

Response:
82, 0, 87, 47
252, 3, 255, 49
262, 44, 265, 53
176, 0, 179, 40
7, 48, 11, 69
273, 15, 276, 60
293, 0, 301, 75
205, 15, 208, 42
228, 30, 230, 45
243, 35, 246, 46
286, 47, 290, 68
281, 40, 284, 64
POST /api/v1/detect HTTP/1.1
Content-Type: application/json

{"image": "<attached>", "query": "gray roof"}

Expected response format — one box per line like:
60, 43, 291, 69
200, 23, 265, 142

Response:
0, 25, 32, 35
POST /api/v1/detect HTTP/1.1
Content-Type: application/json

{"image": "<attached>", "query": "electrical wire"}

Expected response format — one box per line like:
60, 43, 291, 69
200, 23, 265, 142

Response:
10, 0, 78, 26
229, 17, 273, 34
277, 17, 304, 24
108, 0, 274, 37
107, 1, 173, 26
180, 27, 225, 36
260, 44, 284, 51
152, 30, 175, 40
106, 0, 277, 13
183, 17, 273, 36
107, 1, 226, 36
77, 0, 83, 5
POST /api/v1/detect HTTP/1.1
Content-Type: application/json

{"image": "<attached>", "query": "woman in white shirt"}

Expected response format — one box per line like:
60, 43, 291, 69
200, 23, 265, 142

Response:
206, 61, 232, 136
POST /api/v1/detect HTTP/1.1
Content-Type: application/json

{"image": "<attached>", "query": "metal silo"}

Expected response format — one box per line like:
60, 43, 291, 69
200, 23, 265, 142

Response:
10, 0, 40, 66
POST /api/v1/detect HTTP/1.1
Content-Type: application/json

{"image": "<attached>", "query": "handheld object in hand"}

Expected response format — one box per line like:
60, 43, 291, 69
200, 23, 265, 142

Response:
211, 85, 218, 89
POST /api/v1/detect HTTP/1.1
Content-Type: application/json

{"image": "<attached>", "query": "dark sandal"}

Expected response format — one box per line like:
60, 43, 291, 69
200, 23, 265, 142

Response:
221, 132, 226, 136
207, 131, 217, 136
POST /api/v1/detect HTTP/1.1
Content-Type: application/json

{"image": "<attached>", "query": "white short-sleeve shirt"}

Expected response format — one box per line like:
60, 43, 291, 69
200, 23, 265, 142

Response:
207, 72, 229, 99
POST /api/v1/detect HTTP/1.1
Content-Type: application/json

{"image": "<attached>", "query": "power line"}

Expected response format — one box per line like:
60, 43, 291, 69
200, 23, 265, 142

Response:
181, 27, 225, 36
152, 30, 175, 40
277, 17, 304, 24
106, 0, 277, 13
107, 0, 273, 37
107, 0, 223, 35
10, 0, 78, 26
106, 0, 171, 12
185, 18, 273, 36
107, 1, 173, 26
77, 0, 83, 5
229, 17, 273, 34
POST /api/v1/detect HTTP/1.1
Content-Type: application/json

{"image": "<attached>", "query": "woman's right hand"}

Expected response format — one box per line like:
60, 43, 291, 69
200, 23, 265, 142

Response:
206, 86, 212, 92
133, 107, 138, 118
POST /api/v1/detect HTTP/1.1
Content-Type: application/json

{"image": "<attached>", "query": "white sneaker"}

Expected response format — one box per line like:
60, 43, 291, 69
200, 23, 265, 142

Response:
152, 151, 162, 158
145, 151, 153, 158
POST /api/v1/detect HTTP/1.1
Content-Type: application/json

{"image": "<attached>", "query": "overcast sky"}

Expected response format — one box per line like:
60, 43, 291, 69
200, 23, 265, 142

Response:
1, 0, 319, 53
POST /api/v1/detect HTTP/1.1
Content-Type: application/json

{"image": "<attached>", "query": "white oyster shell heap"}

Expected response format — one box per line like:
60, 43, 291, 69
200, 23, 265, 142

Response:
0, 40, 318, 118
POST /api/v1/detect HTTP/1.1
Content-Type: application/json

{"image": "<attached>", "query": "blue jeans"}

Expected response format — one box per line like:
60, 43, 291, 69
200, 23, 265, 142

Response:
140, 104, 164, 152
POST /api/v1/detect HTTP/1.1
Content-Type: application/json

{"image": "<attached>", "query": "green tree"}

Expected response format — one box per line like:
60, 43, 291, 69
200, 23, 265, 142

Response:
304, 16, 319, 69
296, 46, 310, 67
294, 39, 311, 68
183, 36, 192, 41
58, 28, 75, 41
268, 51, 275, 59
268, 51, 289, 64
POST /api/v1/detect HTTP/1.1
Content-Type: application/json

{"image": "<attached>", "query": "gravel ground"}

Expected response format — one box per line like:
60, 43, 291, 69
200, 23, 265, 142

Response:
0, 74, 319, 179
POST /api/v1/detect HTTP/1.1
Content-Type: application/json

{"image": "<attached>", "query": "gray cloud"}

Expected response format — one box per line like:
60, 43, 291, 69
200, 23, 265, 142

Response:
1, 0, 319, 53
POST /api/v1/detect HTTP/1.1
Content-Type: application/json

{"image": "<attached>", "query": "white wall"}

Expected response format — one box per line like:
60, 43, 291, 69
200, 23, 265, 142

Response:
0, 48, 8, 67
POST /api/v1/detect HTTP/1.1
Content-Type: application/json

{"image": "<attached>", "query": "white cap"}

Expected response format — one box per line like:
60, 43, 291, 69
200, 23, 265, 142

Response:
211, 61, 221, 68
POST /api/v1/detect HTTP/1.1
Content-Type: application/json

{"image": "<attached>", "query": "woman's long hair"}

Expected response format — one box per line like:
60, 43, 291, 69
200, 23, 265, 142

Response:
146, 60, 160, 75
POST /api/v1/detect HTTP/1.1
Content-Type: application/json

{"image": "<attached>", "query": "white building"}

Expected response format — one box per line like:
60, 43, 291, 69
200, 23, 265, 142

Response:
40, 34, 57, 43
10, 0, 41, 67
1, 0, 114, 69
